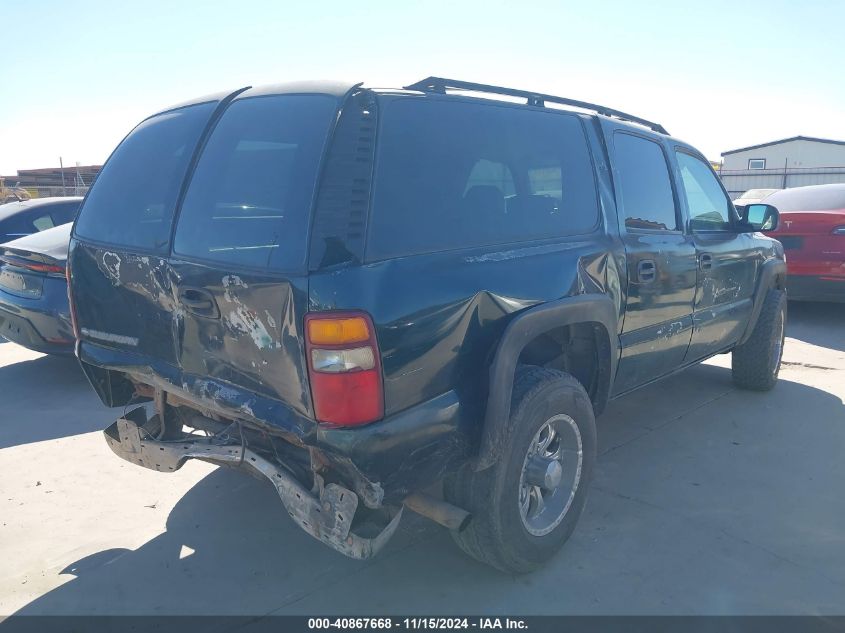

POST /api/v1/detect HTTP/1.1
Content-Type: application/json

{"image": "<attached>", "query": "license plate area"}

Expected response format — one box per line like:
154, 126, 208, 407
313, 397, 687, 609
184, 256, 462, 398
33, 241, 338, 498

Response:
0, 268, 43, 297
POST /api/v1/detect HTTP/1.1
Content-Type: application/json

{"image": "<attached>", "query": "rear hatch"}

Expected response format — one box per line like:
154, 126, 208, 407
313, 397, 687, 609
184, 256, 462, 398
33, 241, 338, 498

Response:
69, 85, 348, 424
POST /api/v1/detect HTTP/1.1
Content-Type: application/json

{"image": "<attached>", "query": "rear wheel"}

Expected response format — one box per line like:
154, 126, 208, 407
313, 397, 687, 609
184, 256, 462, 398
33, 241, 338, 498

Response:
444, 366, 596, 573
732, 288, 786, 391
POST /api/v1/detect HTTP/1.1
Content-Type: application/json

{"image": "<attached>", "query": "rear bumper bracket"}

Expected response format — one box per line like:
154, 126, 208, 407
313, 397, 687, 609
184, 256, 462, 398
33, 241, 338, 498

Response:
103, 411, 402, 559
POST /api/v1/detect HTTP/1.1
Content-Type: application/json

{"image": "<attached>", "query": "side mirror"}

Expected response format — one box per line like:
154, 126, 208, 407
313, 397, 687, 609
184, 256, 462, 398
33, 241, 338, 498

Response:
740, 203, 779, 232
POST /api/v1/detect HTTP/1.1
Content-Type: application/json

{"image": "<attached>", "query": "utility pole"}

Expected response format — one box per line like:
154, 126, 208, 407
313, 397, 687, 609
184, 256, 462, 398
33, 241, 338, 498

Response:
59, 157, 67, 196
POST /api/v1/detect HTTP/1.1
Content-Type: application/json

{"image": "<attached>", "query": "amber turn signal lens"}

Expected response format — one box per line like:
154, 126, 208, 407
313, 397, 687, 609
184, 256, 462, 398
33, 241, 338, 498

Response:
307, 316, 370, 345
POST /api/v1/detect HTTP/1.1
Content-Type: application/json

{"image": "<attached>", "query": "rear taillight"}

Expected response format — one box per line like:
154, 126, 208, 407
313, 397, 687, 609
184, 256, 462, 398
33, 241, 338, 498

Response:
0, 255, 64, 274
66, 260, 80, 340
305, 311, 383, 427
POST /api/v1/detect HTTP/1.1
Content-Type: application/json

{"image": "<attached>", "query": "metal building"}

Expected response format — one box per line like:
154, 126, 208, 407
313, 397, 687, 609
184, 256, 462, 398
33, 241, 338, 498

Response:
0, 165, 101, 199
717, 136, 845, 199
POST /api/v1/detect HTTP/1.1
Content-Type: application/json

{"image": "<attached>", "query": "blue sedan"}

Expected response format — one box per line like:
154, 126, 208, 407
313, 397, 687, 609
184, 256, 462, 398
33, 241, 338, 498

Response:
0, 223, 76, 354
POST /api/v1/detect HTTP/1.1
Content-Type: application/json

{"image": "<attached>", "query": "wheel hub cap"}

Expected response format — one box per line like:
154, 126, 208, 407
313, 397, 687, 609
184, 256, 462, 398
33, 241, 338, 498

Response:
524, 456, 563, 489
518, 414, 583, 537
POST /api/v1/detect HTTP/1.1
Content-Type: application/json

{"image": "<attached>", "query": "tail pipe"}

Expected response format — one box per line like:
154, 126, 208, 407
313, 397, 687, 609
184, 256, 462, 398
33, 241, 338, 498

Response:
403, 492, 472, 532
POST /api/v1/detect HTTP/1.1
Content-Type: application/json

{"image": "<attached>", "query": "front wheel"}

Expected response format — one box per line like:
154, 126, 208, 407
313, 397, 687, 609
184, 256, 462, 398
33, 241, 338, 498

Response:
444, 366, 596, 573
732, 288, 787, 391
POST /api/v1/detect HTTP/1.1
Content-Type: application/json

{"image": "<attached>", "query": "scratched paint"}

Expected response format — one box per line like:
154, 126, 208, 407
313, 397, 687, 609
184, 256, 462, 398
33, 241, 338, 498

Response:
221, 275, 279, 350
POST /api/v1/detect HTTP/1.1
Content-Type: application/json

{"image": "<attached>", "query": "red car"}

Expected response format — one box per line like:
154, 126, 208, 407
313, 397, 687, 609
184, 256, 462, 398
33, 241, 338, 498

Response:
764, 184, 845, 302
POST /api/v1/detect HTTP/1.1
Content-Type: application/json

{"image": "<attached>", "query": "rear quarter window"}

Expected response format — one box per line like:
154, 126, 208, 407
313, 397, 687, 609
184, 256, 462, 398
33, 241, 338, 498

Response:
73, 101, 217, 251
367, 98, 599, 260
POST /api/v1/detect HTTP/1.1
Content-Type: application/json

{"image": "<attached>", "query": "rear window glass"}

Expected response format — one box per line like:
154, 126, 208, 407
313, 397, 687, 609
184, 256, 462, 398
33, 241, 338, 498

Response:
49, 201, 81, 225
74, 102, 216, 251
764, 186, 845, 212
0, 214, 33, 241
173, 94, 337, 270
367, 98, 598, 260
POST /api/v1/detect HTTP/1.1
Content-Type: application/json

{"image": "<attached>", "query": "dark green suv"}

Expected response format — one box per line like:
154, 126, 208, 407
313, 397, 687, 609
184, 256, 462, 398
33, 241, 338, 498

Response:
67, 78, 787, 572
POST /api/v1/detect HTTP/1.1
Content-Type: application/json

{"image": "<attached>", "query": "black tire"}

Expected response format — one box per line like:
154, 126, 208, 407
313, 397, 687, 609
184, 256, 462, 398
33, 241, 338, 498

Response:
732, 288, 786, 391
444, 366, 597, 573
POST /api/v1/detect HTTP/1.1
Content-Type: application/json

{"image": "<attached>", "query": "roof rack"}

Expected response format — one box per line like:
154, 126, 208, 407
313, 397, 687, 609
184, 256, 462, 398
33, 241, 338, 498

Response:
404, 76, 668, 135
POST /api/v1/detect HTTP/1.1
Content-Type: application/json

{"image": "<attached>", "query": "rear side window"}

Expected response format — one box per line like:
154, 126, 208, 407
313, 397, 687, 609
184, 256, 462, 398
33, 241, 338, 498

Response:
613, 133, 678, 231
173, 94, 337, 270
367, 98, 598, 260
74, 102, 216, 251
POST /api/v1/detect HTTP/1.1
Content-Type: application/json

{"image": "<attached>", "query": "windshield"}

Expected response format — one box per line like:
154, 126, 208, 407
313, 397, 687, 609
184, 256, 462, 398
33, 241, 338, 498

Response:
738, 189, 778, 200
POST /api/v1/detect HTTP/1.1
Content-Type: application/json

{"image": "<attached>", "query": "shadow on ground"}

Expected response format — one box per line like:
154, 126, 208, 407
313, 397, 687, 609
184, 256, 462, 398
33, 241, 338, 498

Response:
0, 353, 109, 449
787, 301, 845, 352
13, 362, 845, 616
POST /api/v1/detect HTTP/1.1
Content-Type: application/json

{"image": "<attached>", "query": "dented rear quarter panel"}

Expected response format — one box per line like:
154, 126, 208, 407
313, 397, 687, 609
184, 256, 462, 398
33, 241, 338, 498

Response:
309, 240, 625, 422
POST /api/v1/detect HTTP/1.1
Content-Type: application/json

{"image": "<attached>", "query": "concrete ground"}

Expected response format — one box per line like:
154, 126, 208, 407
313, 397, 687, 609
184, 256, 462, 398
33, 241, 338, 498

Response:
1, 301, 843, 616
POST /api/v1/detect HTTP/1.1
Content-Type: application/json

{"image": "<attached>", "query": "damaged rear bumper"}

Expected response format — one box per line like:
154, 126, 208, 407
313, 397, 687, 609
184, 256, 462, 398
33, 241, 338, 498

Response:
103, 410, 402, 559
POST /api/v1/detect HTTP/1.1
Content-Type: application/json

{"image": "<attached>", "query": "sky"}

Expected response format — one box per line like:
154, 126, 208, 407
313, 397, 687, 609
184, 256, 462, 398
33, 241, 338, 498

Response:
2, 0, 844, 175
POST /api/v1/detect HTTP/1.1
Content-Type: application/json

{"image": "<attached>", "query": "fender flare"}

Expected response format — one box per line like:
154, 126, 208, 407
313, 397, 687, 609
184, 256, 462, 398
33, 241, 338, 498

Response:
738, 258, 787, 345
474, 294, 618, 471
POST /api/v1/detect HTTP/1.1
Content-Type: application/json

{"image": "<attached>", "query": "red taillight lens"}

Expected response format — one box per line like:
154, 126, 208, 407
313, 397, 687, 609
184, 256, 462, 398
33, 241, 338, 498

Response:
0, 256, 64, 274
304, 311, 383, 427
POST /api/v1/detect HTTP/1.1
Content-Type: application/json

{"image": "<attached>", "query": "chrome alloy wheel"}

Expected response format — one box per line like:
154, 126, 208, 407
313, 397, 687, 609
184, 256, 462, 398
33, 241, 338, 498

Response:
518, 414, 583, 536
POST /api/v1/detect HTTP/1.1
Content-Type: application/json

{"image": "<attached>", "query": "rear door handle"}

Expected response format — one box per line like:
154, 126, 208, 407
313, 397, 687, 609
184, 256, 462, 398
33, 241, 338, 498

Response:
178, 287, 219, 318
699, 253, 713, 270
637, 259, 656, 283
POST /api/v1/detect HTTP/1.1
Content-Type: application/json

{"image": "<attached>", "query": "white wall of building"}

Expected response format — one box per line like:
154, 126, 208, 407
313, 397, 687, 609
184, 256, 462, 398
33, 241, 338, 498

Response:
721, 139, 845, 170
718, 138, 845, 198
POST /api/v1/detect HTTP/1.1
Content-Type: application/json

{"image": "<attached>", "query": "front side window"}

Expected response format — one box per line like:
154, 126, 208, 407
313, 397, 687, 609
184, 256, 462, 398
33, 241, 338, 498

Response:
368, 99, 598, 259
173, 94, 337, 270
74, 102, 217, 251
613, 132, 678, 231
676, 151, 734, 231
748, 158, 766, 169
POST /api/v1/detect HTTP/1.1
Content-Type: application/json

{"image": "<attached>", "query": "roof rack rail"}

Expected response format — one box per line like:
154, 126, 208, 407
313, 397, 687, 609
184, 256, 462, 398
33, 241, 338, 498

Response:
404, 76, 668, 136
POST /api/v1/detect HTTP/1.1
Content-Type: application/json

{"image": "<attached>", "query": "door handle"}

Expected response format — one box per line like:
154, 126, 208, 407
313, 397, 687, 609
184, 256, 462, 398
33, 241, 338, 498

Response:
178, 287, 219, 318
699, 253, 713, 271
637, 259, 656, 283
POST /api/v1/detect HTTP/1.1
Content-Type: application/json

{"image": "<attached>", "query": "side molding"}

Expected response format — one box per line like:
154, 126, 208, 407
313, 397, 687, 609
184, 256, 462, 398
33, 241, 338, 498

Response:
475, 294, 618, 471
738, 258, 787, 345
